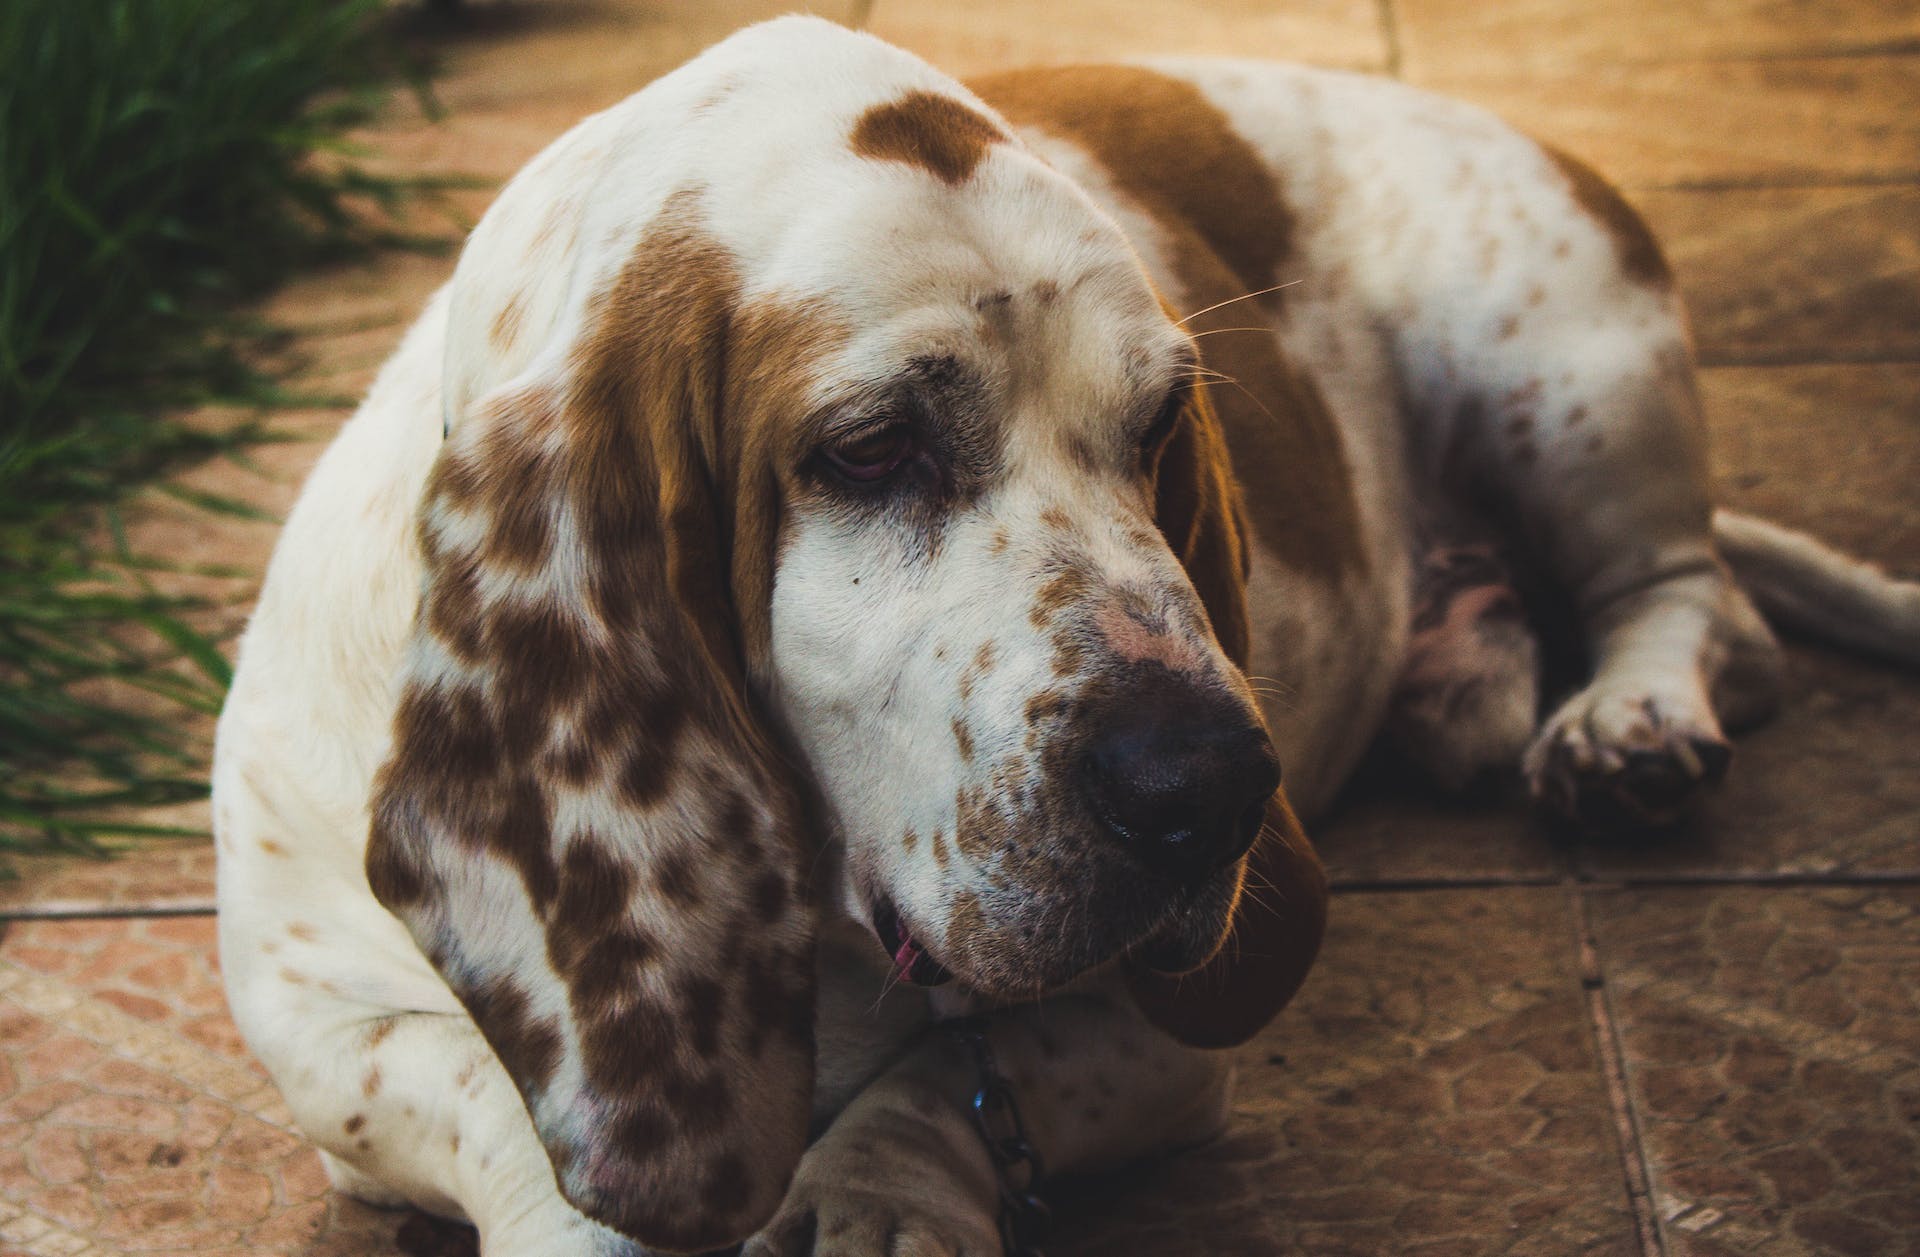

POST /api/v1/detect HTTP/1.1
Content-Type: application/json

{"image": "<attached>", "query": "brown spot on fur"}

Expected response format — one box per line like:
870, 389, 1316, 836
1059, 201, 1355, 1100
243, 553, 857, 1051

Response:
364, 1018, 398, 1050
1039, 506, 1073, 532
971, 641, 997, 675
1543, 146, 1671, 288
528, 196, 579, 258
953, 718, 975, 763
972, 66, 1364, 588
362, 1067, 382, 1098
750, 869, 788, 920
988, 529, 1009, 555
944, 892, 987, 959
491, 291, 528, 351
654, 849, 703, 908
344, 1115, 365, 1135
850, 90, 1007, 186
259, 839, 288, 857
902, 827, 918, 853
286, 921, 317, 942
931, 829, 950, 867
1025, 689, 1068, 726
1031, 566, 1094, 627
1566, 404, 1589, 426
464, 977, 563, 1095
1498, 315, 1520, 341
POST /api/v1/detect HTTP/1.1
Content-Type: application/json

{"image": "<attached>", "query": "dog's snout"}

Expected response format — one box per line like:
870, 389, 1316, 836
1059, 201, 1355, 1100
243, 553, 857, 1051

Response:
1079, 672, 1281, 881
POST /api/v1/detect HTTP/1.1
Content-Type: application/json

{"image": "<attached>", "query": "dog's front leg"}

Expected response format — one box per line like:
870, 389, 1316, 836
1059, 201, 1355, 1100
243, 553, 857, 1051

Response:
747, 985, 1229, 1256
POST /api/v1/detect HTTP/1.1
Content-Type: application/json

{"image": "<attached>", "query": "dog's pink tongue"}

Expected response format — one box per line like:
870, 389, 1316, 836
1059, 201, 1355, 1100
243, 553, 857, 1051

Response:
892, 933, 923, 980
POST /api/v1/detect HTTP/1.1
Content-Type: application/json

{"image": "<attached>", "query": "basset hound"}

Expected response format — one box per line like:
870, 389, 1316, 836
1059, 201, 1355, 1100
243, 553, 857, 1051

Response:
213, 17, 1920, 1257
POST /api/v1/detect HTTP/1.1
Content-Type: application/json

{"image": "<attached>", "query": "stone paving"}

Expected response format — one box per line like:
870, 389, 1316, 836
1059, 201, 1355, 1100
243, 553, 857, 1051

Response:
2, 2, 1915, 1254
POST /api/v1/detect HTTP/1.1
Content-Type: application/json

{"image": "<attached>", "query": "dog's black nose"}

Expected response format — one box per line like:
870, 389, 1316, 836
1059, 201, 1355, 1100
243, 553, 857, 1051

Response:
1079, 671, 1281, 881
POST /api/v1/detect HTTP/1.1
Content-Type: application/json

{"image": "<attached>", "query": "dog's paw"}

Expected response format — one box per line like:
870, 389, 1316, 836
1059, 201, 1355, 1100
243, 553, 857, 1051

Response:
741, 1177, 1001, 1257
740, 1092, 1002, 1257
1524, 685, 1731, 826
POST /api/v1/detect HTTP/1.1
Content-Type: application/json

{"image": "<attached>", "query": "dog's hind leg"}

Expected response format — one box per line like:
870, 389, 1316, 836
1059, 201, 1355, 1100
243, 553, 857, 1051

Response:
1386, 540, 1541, 793
1459, 331, 1785, 825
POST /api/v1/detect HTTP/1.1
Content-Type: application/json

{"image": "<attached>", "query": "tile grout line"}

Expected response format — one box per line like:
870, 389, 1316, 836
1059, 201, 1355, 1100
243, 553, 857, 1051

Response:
1630, 171, 1920, 193
5, 864, 1916, 920
1570, 889, 1667, 1257
1, 900, 217, 923
1374, 0, 1404, 79
1328, 867, 1920, 895
1697, 350, 1920, 369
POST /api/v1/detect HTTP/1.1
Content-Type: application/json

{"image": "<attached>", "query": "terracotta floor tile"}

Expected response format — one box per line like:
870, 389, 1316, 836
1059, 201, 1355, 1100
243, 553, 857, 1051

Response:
1587, 886, 1920, 1256
0, 843, 216, 920
1, 893, 1641, 1256
1396, 0, 1920, 73
0, 925, 425, 1255
1644, 185, 1920, 365
868, 0, 1390, 75
0, 919, 255, 1073
1703, 365, 1920, 576
1409, 56, 1920, 186
1309, 752, 1565, 886
1051, 888, 1638, 1255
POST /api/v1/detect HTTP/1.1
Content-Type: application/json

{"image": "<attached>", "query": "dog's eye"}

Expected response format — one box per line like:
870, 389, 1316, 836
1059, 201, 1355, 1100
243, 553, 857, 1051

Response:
823, 425, 915, 483
1139, 392, 1184, 460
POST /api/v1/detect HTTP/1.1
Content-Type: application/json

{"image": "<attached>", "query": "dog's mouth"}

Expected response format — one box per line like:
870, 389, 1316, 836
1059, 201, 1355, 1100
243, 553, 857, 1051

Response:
870, 896, 954, 987
1125, 862, 1245, 976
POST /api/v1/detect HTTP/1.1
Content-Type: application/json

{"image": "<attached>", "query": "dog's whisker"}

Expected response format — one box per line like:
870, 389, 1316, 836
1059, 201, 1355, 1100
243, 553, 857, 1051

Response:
1187, 325, 1276, 341
1174, 279, 1301, 326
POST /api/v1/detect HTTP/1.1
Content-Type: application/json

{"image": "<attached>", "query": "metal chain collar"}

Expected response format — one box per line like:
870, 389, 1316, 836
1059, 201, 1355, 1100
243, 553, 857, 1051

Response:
943, 1017, 1051, 1257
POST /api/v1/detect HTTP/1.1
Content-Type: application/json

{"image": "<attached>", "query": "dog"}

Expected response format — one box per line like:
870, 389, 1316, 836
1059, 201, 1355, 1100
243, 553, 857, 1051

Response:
213, 18, 1920, 1256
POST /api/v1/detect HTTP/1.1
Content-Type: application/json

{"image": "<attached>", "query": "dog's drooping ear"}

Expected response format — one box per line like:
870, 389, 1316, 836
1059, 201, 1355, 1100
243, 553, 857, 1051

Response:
1129, 381, 1331, 1048
365, 205, 824, 1252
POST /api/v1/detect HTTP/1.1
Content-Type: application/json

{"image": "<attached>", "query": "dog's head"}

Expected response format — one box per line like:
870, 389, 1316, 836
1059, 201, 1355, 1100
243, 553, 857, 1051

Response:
367, 18, 1324, 1252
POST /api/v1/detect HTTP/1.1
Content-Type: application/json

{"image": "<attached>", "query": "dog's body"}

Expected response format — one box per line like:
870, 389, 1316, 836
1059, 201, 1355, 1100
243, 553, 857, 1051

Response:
214, 20, 1919, 1256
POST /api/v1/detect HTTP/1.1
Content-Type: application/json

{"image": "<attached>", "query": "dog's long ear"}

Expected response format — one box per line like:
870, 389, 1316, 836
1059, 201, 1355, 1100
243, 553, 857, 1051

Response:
1127, 381, 1330, 1048
365, 210, 818, 1252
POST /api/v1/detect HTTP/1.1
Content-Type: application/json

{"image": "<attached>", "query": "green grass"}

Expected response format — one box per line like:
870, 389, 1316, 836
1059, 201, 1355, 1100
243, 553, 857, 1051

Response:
1, 0, 434, 860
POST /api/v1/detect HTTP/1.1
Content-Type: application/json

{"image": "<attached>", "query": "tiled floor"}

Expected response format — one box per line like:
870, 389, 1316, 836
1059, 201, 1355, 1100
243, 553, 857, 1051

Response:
3, 2, 1915, 1254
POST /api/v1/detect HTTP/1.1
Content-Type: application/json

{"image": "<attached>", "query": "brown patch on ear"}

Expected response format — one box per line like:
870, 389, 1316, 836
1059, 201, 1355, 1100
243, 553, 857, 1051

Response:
851, 89, 1007, 186
1125, 791, 1327, 1049
971, 66, 1366, 584
1542, 145, 1671, 289
368, 198, 838, 1251
1148, 383, 1253, 665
